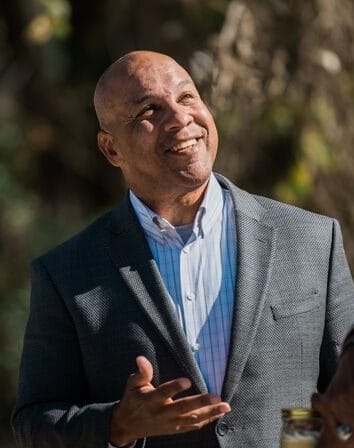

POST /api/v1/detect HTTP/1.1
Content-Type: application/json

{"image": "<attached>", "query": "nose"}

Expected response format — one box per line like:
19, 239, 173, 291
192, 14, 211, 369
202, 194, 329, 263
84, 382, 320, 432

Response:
163, 104, 192, 132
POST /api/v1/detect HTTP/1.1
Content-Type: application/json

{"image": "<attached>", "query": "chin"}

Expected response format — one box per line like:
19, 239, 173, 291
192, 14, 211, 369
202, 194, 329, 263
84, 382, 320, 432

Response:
179, 166, 212, 188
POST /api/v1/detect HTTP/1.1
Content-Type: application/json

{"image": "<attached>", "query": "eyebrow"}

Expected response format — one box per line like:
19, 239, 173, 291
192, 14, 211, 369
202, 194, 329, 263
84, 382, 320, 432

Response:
130, 79, 194, 105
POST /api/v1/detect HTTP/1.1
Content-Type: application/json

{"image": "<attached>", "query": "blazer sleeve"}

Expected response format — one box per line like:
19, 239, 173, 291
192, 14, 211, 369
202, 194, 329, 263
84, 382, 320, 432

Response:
11, 258, 145, 448
318, 219, 354, 392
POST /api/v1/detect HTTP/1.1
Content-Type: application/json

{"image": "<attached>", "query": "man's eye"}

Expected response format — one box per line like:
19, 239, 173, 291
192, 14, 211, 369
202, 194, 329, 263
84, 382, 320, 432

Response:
137, 104, 159, 119
179, 93, 195, 103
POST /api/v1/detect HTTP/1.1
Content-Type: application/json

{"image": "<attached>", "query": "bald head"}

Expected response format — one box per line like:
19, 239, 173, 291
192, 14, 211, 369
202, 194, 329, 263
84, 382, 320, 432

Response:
93, 51, 189, 131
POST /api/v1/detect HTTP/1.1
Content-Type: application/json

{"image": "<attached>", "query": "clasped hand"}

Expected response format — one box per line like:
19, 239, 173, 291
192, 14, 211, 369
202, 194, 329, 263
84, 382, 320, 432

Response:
109, 356, 231, 446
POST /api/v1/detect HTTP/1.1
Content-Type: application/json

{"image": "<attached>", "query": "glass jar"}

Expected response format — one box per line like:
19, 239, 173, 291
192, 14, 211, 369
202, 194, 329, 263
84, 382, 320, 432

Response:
280, 408, 322, 448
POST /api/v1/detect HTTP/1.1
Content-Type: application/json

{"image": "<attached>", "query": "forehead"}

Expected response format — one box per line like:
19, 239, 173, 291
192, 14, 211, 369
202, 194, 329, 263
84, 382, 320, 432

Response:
119, 60, 196, 106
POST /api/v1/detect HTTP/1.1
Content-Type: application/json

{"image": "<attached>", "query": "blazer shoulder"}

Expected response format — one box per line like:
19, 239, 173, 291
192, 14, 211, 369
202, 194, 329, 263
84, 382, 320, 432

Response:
254, 193, 335, 229
35, 208, 114, 268
215, 172, 335, 230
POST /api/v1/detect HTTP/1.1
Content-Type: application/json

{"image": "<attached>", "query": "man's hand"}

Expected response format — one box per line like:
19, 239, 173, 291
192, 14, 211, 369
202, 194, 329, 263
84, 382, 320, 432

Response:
312, 346, 354, 447
109, 356, 231, 446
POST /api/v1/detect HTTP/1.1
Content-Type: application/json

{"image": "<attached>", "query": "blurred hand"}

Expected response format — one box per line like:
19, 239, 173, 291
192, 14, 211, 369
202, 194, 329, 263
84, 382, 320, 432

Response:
312, 346, 354, 447
109, 356, 231, 446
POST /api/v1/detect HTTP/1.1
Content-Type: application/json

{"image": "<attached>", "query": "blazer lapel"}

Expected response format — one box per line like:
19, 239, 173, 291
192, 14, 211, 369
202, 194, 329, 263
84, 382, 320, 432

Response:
216, 176, 277, 402
105, 196, 208, 393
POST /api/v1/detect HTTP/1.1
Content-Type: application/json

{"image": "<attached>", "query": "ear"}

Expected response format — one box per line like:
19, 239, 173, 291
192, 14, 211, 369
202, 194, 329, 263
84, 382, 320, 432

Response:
97, 130, 123, 167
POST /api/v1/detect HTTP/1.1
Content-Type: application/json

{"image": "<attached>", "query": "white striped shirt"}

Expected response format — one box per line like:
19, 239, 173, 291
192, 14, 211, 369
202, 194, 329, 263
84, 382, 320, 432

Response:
129, 174, 237, 394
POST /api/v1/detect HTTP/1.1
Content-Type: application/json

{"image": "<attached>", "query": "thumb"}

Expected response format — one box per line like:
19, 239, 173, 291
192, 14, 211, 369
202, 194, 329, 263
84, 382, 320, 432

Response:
127, 356, 154, 389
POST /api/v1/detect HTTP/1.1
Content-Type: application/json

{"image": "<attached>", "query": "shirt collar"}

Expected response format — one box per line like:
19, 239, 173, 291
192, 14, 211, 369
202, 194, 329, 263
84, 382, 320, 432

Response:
129, 173, 224, 246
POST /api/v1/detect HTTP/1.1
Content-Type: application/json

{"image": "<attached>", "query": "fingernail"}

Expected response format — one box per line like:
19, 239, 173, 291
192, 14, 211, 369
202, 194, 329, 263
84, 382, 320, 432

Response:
219, 403, 231, 413
179, 378, 192, 389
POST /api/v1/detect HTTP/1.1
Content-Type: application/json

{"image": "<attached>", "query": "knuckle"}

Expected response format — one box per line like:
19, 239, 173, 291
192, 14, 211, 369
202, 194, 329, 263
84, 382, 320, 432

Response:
175, 400, 190, 414
193, 422, 204, 430
158, 386, 172, 400
210, 414, 221, 423
186, 413, 199, 424
158, 380, 185, 401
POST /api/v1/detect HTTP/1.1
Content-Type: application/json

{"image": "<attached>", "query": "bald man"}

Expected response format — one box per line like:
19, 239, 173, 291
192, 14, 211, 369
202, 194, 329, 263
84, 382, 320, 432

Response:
12, 51, 354, 448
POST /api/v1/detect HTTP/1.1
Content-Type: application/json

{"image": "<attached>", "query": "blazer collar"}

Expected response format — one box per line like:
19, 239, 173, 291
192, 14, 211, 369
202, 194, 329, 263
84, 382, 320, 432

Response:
214, 173, 264, 222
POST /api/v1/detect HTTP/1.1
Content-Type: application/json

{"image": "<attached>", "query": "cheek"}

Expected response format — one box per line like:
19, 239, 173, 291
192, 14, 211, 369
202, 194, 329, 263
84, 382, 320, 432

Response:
210, 120, 218, 150
197, 105, 217, 130
130, 121, 158, 153
134, 120, 156, 137
201, 109, 218, 151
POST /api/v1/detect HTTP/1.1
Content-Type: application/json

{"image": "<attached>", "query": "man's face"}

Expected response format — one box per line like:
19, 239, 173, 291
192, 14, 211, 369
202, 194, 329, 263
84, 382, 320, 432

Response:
99, 54, 218, 201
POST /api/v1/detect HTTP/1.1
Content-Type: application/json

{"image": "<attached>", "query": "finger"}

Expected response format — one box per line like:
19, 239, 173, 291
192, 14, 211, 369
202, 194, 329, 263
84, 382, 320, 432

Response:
174, 412, 226, 433
176, 402, 230, 426
168, 393, 227, 416
127, 356, 154, 390
152, 377, 192, 402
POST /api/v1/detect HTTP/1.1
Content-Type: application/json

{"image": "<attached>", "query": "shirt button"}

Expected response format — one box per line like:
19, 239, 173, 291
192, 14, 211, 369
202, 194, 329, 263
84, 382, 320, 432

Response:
186, 292, 195, 301
191, 343, 200, 352
182, 246, 190, 253
216, 421, 229, 436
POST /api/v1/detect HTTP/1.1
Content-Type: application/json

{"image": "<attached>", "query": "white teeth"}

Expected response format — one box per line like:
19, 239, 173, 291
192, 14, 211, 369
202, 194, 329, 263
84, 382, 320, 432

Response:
170, 138, 197, 152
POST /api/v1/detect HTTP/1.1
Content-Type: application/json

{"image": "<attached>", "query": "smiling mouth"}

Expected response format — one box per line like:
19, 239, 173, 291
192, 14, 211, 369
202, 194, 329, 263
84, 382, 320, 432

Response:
167, 138, 200, 153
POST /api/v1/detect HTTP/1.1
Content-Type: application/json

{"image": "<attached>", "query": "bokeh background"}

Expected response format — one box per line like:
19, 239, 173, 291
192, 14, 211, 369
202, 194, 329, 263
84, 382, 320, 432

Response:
1, 0, 354, 446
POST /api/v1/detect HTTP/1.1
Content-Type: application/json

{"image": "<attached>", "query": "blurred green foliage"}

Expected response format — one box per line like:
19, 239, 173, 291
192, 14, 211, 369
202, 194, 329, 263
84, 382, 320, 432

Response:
1, 0, 354, 445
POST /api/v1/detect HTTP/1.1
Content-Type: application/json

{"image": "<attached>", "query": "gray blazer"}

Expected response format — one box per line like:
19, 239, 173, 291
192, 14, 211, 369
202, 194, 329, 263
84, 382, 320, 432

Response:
12, 174, 354, 448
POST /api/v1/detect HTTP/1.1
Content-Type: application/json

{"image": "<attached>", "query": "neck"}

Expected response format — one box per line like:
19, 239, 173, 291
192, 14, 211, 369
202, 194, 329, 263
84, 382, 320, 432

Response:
132, 181, 209, 226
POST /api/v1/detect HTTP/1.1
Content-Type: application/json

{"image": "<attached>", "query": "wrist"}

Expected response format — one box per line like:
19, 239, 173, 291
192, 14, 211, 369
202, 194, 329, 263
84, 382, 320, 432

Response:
109, 403, 136, 447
